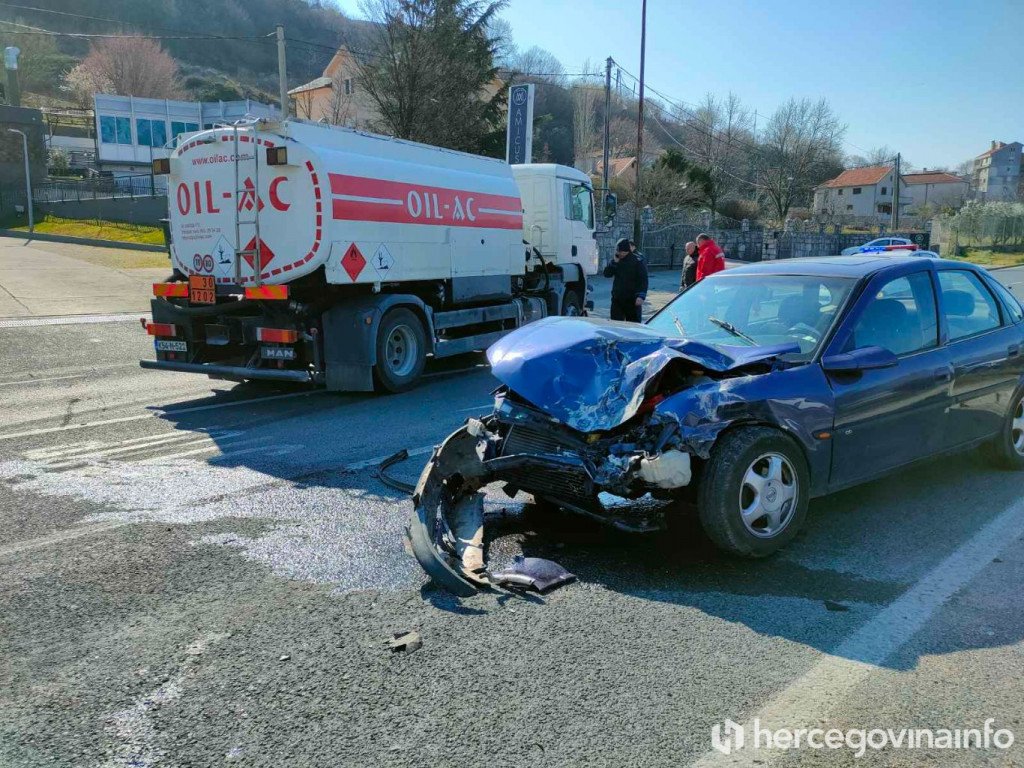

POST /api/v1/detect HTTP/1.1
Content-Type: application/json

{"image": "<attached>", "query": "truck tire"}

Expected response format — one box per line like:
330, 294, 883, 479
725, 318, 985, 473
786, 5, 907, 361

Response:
697, 426, 810, 558
562, 288, 582, 316
373, 308, 427, 393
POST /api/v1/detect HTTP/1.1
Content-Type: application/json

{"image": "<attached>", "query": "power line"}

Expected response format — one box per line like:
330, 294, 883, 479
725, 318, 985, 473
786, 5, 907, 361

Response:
0, 18, 269, 41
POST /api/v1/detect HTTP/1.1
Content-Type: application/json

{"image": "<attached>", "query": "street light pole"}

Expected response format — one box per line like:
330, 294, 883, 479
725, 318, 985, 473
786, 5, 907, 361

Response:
8, 128, 33, 233
633, 0, 647, 245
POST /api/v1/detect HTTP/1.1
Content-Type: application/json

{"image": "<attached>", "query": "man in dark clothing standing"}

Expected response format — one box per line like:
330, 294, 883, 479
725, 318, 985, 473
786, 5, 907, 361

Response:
604, 238, 648, 322
680, 240, 698, 290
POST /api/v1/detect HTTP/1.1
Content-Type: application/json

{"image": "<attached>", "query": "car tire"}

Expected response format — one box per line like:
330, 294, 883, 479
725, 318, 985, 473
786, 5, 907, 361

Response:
980, 388, 1024, 470
562, 288, 582, 316
698, 426, 810, 558
373, 308, 427, 393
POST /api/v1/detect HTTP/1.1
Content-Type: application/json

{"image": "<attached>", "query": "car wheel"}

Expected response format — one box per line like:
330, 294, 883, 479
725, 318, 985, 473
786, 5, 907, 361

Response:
981, 389, 1024, 470
373, 308, 427, 393
698, 426, 810, 558
562, 288, 582, 316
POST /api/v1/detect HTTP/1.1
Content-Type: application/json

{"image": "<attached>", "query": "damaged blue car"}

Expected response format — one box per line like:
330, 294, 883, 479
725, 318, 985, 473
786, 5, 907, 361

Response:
410, 256, 1024, 595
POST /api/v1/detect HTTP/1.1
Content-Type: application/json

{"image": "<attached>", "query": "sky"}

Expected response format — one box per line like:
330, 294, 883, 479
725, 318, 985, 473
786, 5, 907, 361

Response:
330, 0, 1023, 169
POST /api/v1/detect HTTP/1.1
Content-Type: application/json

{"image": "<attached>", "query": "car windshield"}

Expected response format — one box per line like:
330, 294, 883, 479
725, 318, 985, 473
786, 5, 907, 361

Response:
647, 273, 858, 360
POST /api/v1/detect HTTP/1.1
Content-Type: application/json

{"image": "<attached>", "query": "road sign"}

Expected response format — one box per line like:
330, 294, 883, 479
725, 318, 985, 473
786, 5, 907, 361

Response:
505, 83, 535, 165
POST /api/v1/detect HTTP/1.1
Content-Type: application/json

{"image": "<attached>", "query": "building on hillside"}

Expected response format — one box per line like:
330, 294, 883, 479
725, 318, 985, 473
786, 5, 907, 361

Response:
288, 46, 379, 129
971, 140, 1022, 201
577, 150, 660, 178
902, 170, 969, 211
93, 94, 276, 177
812, 165, 910, 222
0, 105, 46, 187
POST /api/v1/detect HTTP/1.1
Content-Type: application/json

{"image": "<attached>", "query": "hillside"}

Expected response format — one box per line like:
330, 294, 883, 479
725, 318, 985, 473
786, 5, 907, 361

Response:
0, 0, 374, 101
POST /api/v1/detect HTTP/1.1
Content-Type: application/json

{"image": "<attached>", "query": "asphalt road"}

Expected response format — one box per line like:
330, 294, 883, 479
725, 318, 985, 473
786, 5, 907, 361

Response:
1, 266, 1023, 767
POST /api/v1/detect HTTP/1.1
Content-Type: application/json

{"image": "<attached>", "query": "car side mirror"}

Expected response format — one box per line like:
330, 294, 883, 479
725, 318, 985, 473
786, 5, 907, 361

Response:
821, 346, 898, 374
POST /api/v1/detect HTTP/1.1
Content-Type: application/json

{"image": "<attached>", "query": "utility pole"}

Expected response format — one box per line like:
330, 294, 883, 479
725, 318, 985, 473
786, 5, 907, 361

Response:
276, 25, 289, 120
602, 57, 612, 205
891, 152, 901, 230
633, 0, 647, 245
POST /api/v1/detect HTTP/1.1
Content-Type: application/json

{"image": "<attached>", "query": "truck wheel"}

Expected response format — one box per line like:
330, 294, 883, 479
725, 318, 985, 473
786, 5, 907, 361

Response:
562, 288, 582, 316
697, 426, 810, 558
373, 308, 426, 393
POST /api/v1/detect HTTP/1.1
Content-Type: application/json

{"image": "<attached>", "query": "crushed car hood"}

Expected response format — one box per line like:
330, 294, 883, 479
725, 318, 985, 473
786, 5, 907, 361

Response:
487, 316, 799, 432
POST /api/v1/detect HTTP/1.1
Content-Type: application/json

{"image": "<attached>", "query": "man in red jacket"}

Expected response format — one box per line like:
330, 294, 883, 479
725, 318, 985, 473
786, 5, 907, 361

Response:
695, 233, 725, 282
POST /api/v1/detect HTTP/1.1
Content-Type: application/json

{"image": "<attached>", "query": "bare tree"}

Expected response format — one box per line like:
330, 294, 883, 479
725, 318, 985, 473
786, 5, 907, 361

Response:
674, 92, 753, 213
570, 62, 602, 169
754, 97, 845, 221
293, 88, 317, 121
64, 38, 183, 106
326, 73, 356, 126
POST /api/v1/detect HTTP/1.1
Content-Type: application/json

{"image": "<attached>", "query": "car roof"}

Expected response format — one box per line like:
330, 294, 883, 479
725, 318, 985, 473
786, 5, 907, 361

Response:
722, 255, 972, 279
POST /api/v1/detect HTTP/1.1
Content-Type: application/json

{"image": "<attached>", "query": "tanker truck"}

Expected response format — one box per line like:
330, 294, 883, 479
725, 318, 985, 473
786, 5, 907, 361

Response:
140, 118, 600, 392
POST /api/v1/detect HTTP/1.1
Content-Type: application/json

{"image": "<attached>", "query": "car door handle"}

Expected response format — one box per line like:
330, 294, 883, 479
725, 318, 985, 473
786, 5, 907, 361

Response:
571, 245, 578, 257
934, 367, 953, 382
1009, 344, 1021, 359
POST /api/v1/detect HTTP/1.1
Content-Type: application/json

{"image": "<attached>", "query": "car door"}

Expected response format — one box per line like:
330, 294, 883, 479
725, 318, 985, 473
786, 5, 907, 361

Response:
825, 268, 953, 487
937, 268, 1021, 447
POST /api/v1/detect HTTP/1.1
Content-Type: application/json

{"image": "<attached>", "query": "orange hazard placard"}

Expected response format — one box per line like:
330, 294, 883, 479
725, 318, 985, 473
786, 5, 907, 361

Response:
188, 274, 216, 305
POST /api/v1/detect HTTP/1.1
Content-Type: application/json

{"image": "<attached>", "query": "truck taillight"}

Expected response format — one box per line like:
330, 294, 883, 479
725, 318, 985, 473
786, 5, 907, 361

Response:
256, 327, 298, 343
146, 322, 177, 337
153, 283, 188, 298
152, 158, 170, 175
244, 286, 289, 300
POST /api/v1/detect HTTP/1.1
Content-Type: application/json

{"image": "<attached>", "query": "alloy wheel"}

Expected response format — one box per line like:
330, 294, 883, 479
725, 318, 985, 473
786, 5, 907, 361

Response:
739, 452, 799, 538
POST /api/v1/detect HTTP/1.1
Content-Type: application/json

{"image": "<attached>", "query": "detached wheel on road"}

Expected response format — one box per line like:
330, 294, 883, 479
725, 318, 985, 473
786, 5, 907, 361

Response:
697, 426, 810, 558
373, 308, 426, 393
981, 388, 1024, 470
562, 288, 582, 317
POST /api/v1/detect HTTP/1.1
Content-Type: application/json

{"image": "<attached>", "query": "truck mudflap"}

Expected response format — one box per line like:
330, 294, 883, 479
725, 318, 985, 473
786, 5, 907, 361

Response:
139, 359, 321, 384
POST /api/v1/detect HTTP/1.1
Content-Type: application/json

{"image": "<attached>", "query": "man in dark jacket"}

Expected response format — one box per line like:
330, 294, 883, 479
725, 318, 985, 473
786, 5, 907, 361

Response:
680, 241, 698, 290
604, 238, 648, 322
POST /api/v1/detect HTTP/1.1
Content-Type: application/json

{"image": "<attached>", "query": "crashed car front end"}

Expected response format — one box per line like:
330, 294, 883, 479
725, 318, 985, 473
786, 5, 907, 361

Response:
408, 316, 808, 596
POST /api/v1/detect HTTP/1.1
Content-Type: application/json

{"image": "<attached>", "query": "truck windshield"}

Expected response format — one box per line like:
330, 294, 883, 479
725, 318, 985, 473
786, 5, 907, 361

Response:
647, 274, 857, 360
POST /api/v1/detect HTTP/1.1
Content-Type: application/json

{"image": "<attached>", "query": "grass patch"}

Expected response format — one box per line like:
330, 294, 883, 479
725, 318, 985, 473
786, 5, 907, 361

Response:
9, 214, 166, 246
950, 249, 1024, 268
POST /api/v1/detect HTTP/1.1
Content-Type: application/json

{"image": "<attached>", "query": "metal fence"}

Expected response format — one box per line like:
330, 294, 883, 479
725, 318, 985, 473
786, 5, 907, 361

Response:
933, 202, 1024, 256
32, 174, 166, 204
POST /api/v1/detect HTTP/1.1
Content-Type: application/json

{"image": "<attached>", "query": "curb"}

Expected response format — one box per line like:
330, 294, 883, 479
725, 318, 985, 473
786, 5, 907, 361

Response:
0, 230, 168, 253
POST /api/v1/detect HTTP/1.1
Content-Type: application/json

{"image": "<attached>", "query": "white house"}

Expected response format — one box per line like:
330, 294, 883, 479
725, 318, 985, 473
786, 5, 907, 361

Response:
902, 170, 969, 211
813, 165, 909, 222
972, 140, 1022, 201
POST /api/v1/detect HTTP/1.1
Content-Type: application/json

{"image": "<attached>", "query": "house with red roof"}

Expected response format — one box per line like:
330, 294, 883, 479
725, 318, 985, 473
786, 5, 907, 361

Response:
812, 165, 907, 221
902, 170, 969, 210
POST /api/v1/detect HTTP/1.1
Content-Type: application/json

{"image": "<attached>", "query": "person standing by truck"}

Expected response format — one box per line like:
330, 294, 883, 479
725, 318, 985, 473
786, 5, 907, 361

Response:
695, 233, 725, 282
680, 241, 699, 290
604, 238, 648, 322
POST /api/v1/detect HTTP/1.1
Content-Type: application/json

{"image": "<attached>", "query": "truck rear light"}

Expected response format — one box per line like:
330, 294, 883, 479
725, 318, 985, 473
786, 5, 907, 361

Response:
244, 285, 289, 300
146, 322, 177, 337
152, 158, 171, 175
256, 327, 298, 343
266, 146, 288, 166
153, 283, 188, 298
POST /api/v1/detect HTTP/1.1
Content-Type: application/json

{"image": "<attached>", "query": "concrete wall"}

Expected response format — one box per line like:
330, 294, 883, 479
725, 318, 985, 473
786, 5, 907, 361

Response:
0, 105, 45, 188
36, 195, 168, 226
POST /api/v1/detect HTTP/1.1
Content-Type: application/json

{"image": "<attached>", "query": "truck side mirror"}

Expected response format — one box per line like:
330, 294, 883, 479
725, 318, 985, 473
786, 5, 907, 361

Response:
604, 192, 617, 222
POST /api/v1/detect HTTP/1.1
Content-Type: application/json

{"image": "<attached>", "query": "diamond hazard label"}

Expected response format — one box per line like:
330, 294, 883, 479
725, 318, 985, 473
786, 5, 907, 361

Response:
372, 244, 395, 277
341, 243, 366, 281
241, 236, 275, 271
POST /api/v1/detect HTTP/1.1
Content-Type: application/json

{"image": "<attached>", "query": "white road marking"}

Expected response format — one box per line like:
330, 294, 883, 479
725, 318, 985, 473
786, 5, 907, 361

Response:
692, 494, 1024, 767
0, 522, 127, 559
45, 431, 247, 469
0, 374, 87, 387
0, 390, 321, 443
0, 313, 146, 329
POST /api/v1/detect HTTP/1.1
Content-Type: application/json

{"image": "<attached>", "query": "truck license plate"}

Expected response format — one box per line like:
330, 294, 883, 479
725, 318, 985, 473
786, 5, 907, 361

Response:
189, 274, 216, 305
261, 346, 296, 360
155, 340, 187, 352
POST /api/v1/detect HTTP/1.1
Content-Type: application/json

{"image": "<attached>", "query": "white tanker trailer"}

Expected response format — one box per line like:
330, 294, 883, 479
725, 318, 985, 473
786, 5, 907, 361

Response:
141, 118, 600, 391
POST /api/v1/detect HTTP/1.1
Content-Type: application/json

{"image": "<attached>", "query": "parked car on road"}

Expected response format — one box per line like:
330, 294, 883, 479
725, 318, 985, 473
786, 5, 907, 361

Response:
840, 236, 913, 255
410, 256, 1024, 595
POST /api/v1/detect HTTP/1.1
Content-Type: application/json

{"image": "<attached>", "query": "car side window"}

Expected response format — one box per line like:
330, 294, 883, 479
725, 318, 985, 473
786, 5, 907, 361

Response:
984, 276, 1024, 324
938, 271, 1003, 341
844, 272, 939, 356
